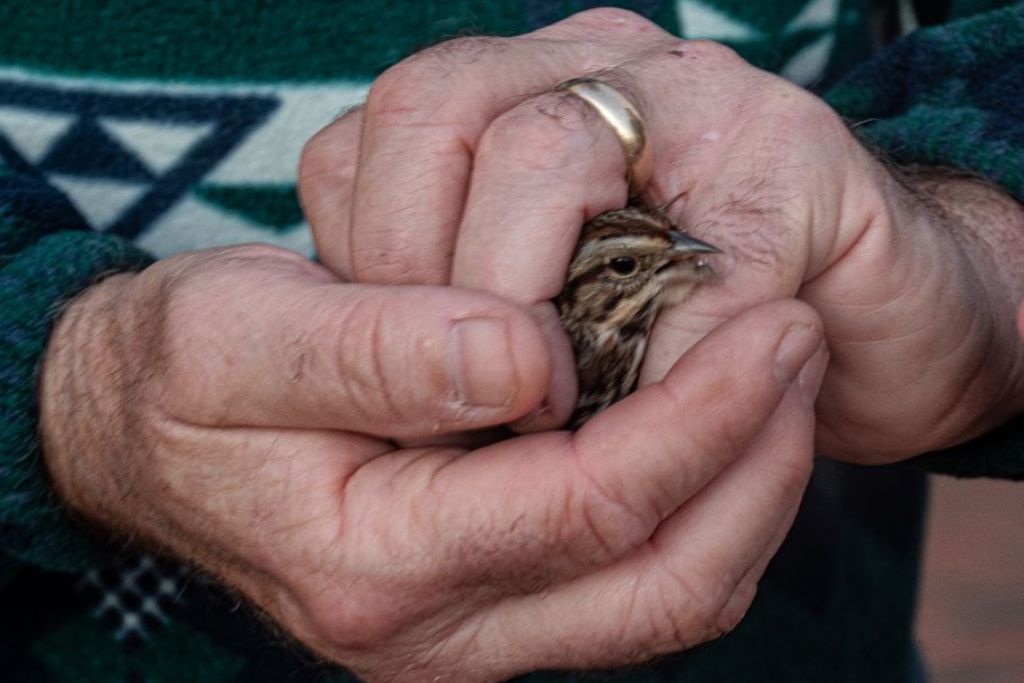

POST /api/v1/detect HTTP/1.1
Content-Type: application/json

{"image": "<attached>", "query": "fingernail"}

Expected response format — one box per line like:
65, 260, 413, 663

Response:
513, 399, 551, 428
797, 343, 829, 408
774, 324, 822, 386
449, 318, 516, 408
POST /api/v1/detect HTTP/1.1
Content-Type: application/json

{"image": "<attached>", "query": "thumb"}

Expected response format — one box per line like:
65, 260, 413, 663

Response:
166, 265, 552, 438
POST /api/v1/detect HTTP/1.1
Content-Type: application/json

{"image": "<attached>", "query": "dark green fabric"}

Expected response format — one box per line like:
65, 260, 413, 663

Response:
0, 226, 152, 571
826, 2, 1024, 480
827, 3, 1024, 203
194, 184, 305, 232
0, 1, 660, 82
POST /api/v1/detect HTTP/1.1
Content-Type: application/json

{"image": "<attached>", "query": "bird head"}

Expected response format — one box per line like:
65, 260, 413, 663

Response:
560, 207, 720, 327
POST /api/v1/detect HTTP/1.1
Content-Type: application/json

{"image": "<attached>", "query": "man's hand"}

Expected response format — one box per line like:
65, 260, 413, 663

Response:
39, 245, 824, 681
300, 8, 1024, 462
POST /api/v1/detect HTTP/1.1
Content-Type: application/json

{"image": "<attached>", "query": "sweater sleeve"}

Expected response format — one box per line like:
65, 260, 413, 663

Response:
0, 161, 153, 574
826, 4, 1024, 479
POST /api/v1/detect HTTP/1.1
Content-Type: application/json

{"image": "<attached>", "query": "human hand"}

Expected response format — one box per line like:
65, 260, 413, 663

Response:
300, 8, 1024, 462
39, 245, 825, 681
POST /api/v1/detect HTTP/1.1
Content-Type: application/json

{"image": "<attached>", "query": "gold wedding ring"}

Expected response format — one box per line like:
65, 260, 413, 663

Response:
556, 77, 652, 197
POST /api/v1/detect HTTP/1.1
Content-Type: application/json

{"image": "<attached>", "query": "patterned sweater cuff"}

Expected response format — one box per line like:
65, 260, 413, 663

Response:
0, 229, 153, 572
826, 5, 1024, 478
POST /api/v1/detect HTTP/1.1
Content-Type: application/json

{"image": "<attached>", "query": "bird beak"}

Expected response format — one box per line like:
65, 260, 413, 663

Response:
668, 230, 721, 255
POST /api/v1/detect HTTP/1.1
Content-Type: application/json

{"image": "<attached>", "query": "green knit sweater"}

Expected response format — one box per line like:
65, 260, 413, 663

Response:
1, 1, 1022, 681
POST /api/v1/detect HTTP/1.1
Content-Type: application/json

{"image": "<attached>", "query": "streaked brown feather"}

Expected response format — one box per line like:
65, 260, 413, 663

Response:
556, 206, 718, 429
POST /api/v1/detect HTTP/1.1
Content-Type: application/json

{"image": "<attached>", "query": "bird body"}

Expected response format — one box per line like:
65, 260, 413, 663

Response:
556, 206, 719, 428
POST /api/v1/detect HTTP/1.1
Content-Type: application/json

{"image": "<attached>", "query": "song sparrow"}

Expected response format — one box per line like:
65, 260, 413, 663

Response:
556, 206, 720, 428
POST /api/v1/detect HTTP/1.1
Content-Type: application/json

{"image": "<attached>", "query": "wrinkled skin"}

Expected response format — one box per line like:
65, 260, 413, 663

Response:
41, 7, 1024, 683
301, 8, 1024, 462
42, 250, 824, 681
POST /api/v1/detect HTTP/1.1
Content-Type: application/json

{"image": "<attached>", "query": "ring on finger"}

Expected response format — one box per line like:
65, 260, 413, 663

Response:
555, 77, 652, 197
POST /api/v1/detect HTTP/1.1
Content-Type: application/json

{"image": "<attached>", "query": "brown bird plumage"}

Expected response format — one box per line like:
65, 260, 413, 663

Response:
556, 206, 720, 428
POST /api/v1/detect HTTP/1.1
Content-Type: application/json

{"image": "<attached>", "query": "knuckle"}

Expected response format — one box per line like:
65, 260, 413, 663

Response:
483, 94, 593, 174
570, 447, 659, 558
678, 39, 744, 67
331, 296, 410, 426
426, 35, 512, 65
793, 97, 845, 137
655, 381, 748, 475
648, 563, 746, 650
757, 82, 849, 149
303, 589, 405, 651
365, 61, 437, 126
153, 247, 323, 420
218, 242, 306, 265
366, 36, 509, 127
688, 591, 739, 642
298, 125, 335, 183
773, 453, 814, 503
712, 583, 756, 636
565, 7, 660, 35
298, 111, 360, 185
145, 260, 220, 417
350, 244, 444, 285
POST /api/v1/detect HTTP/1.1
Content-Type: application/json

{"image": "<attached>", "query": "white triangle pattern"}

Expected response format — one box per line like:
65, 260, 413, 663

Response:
99, 118, 214, 175
207, 82, 368, 184
779, 33, 836, 85
784, 0, 840, 34
676, 0, 764, 41
0, 106, 75, 164
137, 196, 313, 258
47, 173, 148, 230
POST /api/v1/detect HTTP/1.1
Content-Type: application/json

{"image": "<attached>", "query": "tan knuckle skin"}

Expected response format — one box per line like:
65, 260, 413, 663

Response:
151, 245, 332, 422
626, 38, 749, 94
624, 563, 753, 658
298, 119, 345, 189
364, 36, 512, 129
695, 578, 758, 642
752, 80, 855, 161
569, 458, 662, 564
350, 242, 449, 287
482, 91, 604, 175
330, 294, 416, 428
299, 106, 362, 177
298, 110, 360, 227
552, 6, 663, 37
780, 90, 853, 154
585, 580, 730, 669
299, 591, 413, 655
669, 38, 746, 67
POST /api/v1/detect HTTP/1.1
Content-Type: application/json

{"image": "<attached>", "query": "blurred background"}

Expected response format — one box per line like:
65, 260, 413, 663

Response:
917, 476, 1024, 683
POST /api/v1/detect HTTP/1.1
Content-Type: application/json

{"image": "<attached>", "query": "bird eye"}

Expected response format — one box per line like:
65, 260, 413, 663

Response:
608, 256, 638, 276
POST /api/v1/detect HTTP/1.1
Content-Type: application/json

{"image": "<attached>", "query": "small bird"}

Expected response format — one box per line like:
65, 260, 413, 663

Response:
556, 206, 720, 428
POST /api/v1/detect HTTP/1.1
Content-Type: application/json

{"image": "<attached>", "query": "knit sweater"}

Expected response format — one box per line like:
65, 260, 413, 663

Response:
1, 1, 1022, 681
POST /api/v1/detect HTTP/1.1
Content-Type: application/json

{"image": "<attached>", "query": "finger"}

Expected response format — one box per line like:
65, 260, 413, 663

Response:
423, 300, 823, 584
299, 106, 363, 278
450, 86, 635, 302
349, 11, 666, 285
450, 40, 760, 303
633, 67, 873, 384
713, 483, 805, 635
161, 250, 550, 436
507, 302, 579, 431
467, 346, 823, 677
